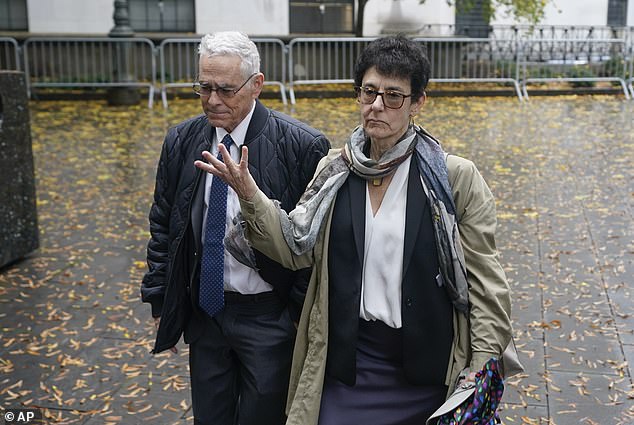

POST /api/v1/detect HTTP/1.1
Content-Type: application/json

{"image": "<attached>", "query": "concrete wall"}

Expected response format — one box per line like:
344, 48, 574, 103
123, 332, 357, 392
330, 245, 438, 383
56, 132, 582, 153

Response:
363, 0, 631, 36
17, 0, 634, 36
24, 0, 288, 36
27, 0, 115, 34
492, 0, 610, 26
363, 0, 454, 36
196, 0, 288, 36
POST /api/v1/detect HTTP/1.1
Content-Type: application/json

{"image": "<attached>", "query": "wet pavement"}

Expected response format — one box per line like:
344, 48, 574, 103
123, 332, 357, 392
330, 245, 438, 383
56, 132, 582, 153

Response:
0, 95, 632, 424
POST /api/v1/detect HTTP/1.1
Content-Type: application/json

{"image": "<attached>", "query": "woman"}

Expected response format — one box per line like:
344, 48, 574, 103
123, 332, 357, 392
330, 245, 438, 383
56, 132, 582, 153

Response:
195, 35, 512, 425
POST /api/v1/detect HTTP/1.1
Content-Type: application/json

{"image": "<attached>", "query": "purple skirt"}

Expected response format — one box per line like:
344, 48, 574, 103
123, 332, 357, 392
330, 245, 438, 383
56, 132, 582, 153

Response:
318, 319, 447, 425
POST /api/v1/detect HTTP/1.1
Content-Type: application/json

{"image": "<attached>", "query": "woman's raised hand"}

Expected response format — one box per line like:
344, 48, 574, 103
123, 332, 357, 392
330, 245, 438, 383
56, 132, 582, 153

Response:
194, 144, 258, 201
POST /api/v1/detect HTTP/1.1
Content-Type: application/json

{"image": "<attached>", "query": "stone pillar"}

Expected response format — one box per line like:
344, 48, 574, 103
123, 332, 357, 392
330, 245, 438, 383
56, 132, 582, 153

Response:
110, 0, 134, 36
107, 0, 141, 106
0, 71, 39, 268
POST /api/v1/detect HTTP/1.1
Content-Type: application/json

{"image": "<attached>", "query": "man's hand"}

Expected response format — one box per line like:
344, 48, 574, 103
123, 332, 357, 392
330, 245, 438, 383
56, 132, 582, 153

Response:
194, 144, 258, 201
153, 317, 178, 354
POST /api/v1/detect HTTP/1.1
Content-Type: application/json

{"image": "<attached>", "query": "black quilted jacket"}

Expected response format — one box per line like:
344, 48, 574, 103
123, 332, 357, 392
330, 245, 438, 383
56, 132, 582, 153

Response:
141, 100, 330, 353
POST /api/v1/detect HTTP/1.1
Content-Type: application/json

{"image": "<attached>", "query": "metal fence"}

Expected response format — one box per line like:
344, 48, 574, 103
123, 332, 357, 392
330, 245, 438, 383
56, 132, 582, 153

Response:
159, 38, 287, 108
1, 29, 633, 106
416, 37, 523, 99
288, 37, 523, 101
288, 37, 375, 104
0, 37, 20, 71
629, 28, 634, 97
387, 24, 630, 41
521, 38, 630, 99
23, 37, 157, 107
491, 25, 629, 41
383, 24, 631, 42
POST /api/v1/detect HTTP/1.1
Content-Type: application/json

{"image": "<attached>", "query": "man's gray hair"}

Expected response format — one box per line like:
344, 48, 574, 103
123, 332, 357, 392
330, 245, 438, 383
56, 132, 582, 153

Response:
199, 31, 260, 78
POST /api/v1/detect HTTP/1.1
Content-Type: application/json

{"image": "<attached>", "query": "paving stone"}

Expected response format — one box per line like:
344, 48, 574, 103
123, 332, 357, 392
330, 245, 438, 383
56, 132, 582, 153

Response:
547, 369, 633, 425
80, 371, 192, 425
622, 342, 634, 367
503, 336, 548, 407
541, 311, 624, 375
497, 403, 549, 424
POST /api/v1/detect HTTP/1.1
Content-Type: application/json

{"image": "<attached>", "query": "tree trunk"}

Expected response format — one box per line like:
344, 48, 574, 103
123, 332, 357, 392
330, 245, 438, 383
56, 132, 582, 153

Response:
356, 0, 369, 37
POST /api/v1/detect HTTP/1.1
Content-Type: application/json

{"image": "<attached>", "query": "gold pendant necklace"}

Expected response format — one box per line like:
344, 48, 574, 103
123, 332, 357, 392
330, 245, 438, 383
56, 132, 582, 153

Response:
372, 177, 383, 186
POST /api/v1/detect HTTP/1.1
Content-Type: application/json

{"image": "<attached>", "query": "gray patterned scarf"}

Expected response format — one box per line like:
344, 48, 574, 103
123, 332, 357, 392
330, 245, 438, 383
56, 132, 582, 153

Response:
281, 125, 469, 312
227, 125, 469, 313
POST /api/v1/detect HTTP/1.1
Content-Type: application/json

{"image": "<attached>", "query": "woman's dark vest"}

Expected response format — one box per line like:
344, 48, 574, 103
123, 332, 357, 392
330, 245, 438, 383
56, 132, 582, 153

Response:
326, 158, 454, 386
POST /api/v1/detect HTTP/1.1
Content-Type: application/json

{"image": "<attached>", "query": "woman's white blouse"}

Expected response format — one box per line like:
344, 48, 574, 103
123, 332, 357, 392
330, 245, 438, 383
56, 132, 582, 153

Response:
359, 156, 411, 328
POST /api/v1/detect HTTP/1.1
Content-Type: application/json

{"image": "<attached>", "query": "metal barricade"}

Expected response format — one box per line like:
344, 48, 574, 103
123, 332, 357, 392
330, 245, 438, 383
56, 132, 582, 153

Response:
158, 38, 197, 108
625, 27, 634, 99
23, 37, 157, 108
413, 24, 458, 37
414, 37, 523, 100
416, 25, 627, 42
520, 38, 630, 99
288, 37, 375, 104
0, 37, 20, 71
494, 25, 628, 41
11, 29, 634, 104
159, 38, 287, 108
288, 37, 523, 102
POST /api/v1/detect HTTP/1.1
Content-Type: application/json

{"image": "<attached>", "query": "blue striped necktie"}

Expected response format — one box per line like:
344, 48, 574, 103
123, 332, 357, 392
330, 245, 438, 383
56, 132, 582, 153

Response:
199, 134, 234, 317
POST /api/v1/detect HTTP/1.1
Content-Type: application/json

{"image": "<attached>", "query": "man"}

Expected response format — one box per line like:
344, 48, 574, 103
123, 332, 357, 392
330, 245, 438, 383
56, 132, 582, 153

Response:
141, 31, 330, 425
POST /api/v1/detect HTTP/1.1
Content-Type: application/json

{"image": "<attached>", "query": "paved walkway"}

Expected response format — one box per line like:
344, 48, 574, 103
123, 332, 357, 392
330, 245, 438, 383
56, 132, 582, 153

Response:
0, 96, 632, 424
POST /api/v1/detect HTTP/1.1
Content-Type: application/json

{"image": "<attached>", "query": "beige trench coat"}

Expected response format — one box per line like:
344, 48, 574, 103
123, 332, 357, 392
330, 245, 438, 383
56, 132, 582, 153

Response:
240, 150, 512, 425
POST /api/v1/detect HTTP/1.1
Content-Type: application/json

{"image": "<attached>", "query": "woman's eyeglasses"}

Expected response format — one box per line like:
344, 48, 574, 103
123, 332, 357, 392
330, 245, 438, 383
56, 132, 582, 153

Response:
193, 73, 257, 99
354, 86, 412, 109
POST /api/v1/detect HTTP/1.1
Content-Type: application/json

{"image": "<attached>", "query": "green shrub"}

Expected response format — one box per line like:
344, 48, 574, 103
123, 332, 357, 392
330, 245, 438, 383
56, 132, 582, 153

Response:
568, 66, 596, 87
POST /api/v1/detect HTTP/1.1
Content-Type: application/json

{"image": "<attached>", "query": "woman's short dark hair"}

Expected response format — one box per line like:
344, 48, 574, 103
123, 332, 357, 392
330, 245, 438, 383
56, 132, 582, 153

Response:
353, 35, 431, 101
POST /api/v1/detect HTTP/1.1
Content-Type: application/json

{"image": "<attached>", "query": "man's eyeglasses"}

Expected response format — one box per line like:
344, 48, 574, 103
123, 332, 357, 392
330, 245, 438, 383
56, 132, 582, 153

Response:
354, 86, 412, 109
193, 73, 258, 98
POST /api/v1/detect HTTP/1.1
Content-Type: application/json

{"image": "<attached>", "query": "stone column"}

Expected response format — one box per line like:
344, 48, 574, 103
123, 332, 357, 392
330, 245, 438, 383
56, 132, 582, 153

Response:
0, 71, 39, 268
107, 0, 141, 105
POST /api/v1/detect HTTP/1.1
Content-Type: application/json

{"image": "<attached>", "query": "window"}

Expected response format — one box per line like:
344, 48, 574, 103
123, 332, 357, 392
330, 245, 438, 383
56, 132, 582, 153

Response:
0, 0, 27, 31
290, 0, 354, 34
455, 0, 490, 38
129, 0, 195, 32
607, 0, 627, 26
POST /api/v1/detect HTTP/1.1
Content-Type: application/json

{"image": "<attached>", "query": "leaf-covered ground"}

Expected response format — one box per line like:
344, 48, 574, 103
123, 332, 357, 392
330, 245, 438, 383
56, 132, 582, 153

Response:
0, 95, 632, 424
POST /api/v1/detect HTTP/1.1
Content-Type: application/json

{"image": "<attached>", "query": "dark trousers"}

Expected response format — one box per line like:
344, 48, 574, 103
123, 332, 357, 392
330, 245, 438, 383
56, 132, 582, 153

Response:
187, 292, 296, 425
